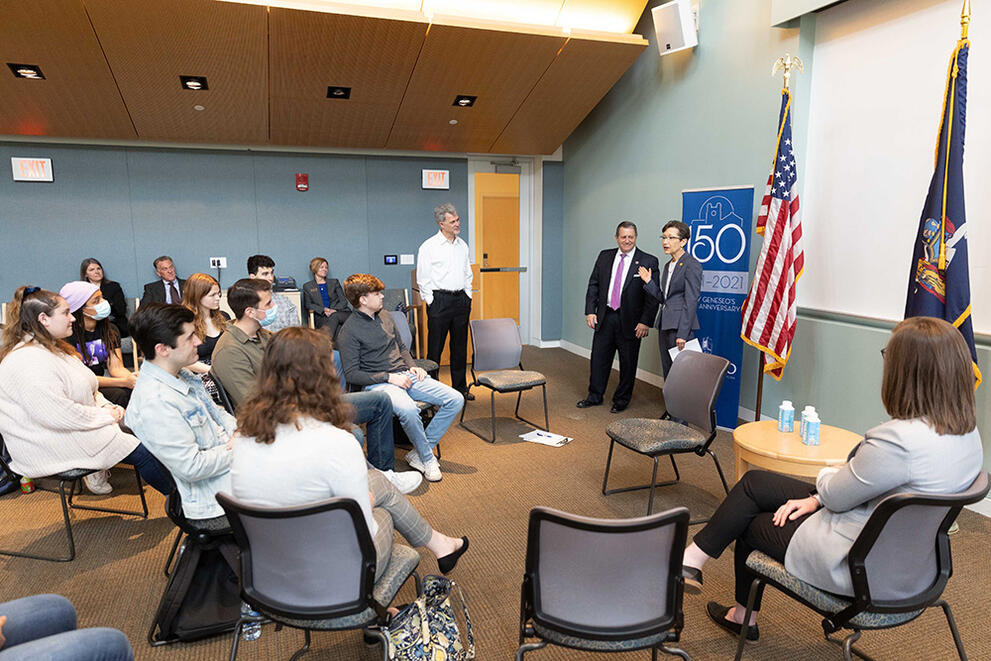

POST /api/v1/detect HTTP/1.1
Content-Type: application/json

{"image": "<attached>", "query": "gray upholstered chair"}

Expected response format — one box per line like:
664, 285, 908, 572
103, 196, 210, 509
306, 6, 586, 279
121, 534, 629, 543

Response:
460, 318, 549, 443
601, 350, 730, 519
388, 310, 439, 377
0, 434, 148, 562
216, 492, 420, 661
733, 471, 990, 661
517, 506, 691, 660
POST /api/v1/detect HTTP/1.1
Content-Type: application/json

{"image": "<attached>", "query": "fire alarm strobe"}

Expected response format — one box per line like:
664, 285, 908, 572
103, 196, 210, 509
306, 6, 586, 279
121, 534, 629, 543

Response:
296, 173, 308, 191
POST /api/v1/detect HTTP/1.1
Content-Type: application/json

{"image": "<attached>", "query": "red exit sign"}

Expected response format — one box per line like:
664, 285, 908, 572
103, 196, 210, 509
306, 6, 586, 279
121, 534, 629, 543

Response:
11, 157, 53, 182
421, 169, 450, 190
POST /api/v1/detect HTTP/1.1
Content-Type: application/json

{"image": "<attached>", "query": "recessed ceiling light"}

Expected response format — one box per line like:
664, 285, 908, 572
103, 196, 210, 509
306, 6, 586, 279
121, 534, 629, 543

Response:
193, 104, 205, 111
327, 86, 351, 99
449, 119, 458, 125
7, 63, 45, 80
180, 75, 208, 90
453, 95, 476, 107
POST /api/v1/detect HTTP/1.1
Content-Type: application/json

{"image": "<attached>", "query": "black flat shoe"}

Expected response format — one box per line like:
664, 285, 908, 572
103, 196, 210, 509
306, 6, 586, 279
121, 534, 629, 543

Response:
463, 392, 475, 401
681, 566, 703, 594
706, 602, 759, 644
438, 537, 469, 574
610, 404, 627, 413
576, 399, 602, 409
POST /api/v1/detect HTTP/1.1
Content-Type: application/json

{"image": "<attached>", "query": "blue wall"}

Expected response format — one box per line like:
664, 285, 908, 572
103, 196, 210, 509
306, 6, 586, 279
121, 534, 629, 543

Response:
0, 143, 469, 297
541, 161, 564, 340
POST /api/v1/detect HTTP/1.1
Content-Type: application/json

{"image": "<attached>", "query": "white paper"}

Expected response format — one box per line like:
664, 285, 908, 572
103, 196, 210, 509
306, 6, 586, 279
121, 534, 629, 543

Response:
519, 430, 573, 447
668, 338, 702, 361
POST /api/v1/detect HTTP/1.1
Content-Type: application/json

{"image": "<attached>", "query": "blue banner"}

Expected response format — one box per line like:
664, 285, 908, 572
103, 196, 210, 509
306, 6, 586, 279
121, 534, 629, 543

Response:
681, 187, 754, 429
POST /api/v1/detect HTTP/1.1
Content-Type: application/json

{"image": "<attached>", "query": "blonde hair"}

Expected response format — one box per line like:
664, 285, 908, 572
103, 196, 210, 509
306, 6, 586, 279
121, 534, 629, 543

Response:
181, 273, 227, 340
309, 257, 328, 276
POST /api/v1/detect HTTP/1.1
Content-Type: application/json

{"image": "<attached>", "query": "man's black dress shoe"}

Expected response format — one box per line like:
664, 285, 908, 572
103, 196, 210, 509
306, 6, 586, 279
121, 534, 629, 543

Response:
576, 399, 602, 408
706, 602, 759, 643
681, 566, 703, 594
462, 392, 475, 401
610, 404, 627, 413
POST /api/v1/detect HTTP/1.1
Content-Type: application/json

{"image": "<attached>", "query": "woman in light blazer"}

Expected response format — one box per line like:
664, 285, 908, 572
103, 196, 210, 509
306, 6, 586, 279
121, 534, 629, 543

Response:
301, 256, 350, 333
678, 316, 983, 644
639, 220, 703, 376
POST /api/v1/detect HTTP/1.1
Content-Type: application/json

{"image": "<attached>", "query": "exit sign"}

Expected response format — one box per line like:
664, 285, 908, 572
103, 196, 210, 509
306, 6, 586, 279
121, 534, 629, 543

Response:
11, 157, 53, 182
421, 169, 449, 190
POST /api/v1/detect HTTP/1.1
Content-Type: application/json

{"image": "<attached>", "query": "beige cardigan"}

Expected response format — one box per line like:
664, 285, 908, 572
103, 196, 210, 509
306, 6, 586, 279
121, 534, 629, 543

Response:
0, 342, 139, 477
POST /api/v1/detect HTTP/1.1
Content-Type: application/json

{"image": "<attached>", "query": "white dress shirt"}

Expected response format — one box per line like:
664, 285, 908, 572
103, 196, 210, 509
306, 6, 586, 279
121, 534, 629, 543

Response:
606, 248, 635, 307
416, 230, 473, 305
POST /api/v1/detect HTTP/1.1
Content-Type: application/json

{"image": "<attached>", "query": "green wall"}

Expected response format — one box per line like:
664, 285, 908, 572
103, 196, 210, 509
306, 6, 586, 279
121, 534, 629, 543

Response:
561, 0, 990, 474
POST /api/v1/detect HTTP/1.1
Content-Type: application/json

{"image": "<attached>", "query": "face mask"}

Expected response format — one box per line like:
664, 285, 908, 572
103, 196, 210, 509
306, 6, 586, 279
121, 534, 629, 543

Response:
257, 306, 277, 327
86, 300, 112, 321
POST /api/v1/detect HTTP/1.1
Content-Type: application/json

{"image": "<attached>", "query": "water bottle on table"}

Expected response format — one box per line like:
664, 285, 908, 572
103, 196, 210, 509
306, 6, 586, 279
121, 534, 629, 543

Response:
802, 413, 821, 446
777, 400, 794, 433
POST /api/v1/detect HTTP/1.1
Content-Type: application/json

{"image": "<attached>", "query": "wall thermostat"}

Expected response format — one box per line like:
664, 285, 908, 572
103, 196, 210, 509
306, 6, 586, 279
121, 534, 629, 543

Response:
384, 254, 398, 265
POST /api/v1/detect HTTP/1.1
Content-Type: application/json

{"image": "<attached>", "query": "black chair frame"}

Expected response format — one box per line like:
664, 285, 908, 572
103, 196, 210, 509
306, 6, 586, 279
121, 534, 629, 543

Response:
0, 447, 148, 562
734, 474, 991, 661
210, 370, 236, 415
601, 408, 729, 523
217, 494, 420, 661
160, 473, 231, 578
518, 506, 691, 660
460, 362, 549, 444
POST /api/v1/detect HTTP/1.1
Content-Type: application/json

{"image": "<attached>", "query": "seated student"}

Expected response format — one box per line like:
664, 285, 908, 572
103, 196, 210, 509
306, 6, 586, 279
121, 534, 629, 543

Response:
680, 316, 983, 643
212, 279, 420, 493
247, 254, 298, 332
0, 287, 171, 497
301, 257, 349, 333
0, 593, 133, 660
179, 273, 230, 403
140, 256, 185, 306
338, 274, 464, 483
125, 303, 234, 530
230, 327, 469, 578
60, 281, 136, 409
80, 257, 129, 339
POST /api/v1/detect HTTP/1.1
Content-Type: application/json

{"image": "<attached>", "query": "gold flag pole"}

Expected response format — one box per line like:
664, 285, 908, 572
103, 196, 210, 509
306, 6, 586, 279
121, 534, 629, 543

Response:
961, 0, 971, 40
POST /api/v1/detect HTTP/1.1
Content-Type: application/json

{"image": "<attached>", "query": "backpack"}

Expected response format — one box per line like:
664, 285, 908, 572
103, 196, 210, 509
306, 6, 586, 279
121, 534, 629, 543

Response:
0, 437, 20, 496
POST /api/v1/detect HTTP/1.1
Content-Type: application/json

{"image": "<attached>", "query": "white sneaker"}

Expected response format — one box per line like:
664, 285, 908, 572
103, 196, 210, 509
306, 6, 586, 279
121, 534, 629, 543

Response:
382, 469, 423, 494
83, 470, 113, 495
422, 457, 442, 483
405, 451, 426, 473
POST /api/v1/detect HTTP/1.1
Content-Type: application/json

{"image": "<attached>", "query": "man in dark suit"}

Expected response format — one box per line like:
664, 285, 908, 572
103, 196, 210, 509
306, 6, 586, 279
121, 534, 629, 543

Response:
578, 222, 660, 413
140, 256, 186, 306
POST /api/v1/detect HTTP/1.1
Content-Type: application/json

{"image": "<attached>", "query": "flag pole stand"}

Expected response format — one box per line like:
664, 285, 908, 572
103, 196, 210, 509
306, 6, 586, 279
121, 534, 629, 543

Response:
754, 358, 764, 422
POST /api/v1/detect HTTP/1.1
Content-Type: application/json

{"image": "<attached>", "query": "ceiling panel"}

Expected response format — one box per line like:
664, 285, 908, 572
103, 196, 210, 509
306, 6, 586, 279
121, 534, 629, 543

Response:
83, 0, 268, 143
386, 20, 566, 152
556, 0, 650, 34
269, 8, 426, 148
0, 0, 136, 139
492, 34, 646, 154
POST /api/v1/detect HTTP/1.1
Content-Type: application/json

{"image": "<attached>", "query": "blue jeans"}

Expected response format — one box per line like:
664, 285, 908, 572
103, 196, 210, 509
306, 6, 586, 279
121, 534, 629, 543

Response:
366, 374, 464, 463
344, 390, 396, 471
0, 594, 133, 660
120, 444, 171, 496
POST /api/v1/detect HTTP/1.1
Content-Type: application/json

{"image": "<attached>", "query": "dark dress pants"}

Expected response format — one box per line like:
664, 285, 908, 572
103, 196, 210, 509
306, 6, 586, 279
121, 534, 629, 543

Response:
658, 328, 696, 377
692, 470, 815, 609
587, 309, 642, 408
426, 291, 471, 394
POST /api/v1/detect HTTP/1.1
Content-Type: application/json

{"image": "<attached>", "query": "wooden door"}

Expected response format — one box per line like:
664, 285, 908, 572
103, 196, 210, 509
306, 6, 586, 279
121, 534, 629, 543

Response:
475, 172, 520, 323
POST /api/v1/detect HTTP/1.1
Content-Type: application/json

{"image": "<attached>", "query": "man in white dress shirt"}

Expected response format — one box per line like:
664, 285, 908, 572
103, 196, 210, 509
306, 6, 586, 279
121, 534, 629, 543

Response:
416, 203, 474, 400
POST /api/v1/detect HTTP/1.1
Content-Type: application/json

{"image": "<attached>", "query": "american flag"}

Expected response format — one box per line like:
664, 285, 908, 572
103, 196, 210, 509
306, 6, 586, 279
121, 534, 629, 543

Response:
740, 89, 805, 380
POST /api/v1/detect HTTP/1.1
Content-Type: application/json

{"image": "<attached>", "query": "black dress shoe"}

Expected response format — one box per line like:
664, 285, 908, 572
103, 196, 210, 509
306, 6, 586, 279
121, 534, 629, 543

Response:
610, 404, 627, 413
463, 392, 475, 401
706, 602, 759, 644
576, 399, 602, 409
438, 537, 469, 574
681, 566, 703, 594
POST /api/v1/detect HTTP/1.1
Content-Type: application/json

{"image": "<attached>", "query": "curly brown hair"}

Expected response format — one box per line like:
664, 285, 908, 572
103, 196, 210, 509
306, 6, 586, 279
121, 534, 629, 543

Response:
1, 286, 79, 361
236, 327, 352, 444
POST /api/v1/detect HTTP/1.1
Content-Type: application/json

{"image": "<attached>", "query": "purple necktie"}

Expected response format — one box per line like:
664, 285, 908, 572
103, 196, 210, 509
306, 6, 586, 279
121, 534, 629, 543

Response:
609, 253, 626, 311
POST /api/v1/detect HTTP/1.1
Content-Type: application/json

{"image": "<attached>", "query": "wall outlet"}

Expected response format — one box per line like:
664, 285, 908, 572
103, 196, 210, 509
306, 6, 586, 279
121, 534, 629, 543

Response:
210, 257, 227, 269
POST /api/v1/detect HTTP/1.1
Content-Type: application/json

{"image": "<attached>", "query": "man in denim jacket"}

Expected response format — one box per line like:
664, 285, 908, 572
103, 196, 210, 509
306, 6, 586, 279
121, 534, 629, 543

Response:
125, 303, 234, 529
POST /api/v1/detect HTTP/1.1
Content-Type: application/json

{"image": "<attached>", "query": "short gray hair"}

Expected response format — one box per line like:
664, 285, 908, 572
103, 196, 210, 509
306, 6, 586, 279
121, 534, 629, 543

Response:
434, 203, 458, 224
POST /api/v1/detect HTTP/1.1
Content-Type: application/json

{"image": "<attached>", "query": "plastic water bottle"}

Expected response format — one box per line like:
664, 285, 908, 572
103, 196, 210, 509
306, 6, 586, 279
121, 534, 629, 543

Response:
241, 602, 261, 641
777, 400, 794, 433
803, 413, 821, 446
800, 406, 816, 438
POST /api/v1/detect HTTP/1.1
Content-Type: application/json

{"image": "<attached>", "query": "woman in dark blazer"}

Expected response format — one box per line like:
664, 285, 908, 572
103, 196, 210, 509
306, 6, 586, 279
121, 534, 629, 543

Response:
638, 221, 703, 376
301, 256, 350, 333
81, 258, 130, 338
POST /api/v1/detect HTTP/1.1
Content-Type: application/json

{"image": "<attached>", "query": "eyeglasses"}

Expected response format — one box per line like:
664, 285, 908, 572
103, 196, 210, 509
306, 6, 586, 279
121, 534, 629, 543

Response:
660, 235, 683, 242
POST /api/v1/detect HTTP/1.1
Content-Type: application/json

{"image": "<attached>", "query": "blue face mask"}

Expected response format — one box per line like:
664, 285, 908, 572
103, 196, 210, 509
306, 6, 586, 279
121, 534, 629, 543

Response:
257, 305, 277, 327
86, 299, 112, 321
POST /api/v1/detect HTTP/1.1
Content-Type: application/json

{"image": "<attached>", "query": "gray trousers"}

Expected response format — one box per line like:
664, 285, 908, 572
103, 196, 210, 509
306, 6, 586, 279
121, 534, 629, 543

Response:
368, 469, 432, 579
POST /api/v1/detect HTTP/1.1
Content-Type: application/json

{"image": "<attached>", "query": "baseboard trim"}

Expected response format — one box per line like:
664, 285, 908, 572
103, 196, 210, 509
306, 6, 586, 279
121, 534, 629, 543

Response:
534, 339, 562, 349
737, 405, 775, 423
559, 340, 665, 389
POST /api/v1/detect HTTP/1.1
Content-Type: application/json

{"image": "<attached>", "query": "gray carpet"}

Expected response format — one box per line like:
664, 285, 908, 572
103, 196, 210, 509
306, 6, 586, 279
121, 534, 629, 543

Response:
1, 346, 988, 660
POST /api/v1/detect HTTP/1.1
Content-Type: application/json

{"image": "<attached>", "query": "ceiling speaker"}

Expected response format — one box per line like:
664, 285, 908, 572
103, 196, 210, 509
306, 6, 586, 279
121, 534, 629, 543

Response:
651, 0, 698, 57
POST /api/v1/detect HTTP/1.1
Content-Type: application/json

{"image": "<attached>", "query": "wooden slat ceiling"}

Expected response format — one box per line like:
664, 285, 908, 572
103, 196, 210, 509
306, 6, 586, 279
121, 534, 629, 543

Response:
0, 0, 648, 154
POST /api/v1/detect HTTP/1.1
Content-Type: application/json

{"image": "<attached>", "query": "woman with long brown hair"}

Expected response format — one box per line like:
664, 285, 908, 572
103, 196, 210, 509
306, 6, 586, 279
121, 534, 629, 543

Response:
230, 327, 469, 578
679, 316, 983, 643
180, 273, 229, 400
0, 286, 171, 496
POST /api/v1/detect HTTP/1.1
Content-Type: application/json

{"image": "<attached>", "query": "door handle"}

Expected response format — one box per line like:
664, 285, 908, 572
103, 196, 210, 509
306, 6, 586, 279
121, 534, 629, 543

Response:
479, 266, 528, 273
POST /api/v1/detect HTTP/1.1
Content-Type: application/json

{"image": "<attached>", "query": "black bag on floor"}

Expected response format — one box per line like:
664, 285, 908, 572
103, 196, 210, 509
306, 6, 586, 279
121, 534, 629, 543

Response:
148, 533, 241, 645
0, 437, 19, 496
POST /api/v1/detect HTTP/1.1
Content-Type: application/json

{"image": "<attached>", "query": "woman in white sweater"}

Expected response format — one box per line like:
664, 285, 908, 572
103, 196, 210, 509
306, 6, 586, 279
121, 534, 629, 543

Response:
0, 286, 171, 495
230, 327, 469, 579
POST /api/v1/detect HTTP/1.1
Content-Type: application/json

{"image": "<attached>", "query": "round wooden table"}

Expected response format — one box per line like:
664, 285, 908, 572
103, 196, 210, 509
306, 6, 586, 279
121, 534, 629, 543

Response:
732, 419, 863, 482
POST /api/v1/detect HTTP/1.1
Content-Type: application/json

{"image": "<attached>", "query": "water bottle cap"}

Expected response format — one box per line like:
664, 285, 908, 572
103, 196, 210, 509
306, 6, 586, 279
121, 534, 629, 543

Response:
803, 405, 815, 412
782, 400, 793, 407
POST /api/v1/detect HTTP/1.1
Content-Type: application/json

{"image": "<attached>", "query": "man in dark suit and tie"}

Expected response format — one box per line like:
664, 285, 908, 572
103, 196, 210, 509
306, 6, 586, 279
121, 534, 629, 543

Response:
140, 256, 186, 307
578, 222, 660, 413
